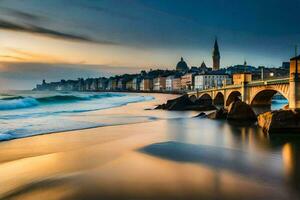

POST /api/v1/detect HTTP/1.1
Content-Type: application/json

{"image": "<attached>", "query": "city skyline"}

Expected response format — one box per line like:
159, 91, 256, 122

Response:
0, 0, 299, 89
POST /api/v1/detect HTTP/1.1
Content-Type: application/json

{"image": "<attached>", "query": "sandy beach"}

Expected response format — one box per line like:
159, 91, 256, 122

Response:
0, 93, 299, 200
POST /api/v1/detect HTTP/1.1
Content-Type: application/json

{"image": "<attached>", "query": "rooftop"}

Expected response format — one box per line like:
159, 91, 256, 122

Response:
291, 55, 300, 60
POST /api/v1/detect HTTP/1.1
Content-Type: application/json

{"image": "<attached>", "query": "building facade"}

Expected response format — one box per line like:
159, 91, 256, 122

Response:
140, 79, 153, 91
132, 77, 141, 91
153, 77, 166, 91
107, 78, 118, 90
194, 73, 231, 90
166, 75, 174, 91
125, 79, 134, 91
97, 78, 108, 90
181, 73, 194, 90
172, 77, 181, 91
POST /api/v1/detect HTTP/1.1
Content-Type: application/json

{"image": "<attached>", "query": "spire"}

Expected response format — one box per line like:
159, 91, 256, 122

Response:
181, 57, 184, 62
213, 38, 220, 56
244, 59, 247, 72
212, 37, 220, 70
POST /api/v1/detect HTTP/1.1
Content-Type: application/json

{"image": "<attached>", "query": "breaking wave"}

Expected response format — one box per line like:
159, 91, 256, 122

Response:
0, 97, 39, 110
0, 93, 126, 110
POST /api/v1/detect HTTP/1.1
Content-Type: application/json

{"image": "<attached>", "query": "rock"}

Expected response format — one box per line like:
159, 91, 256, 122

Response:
258, 109, 300, 134
183, 104, 217, 111
155, 94, 216, 111
283, 104, 289, 110
207, 108, 228, 119
227, 100, 257, 121
194, 112, 207, 118
165, 94, 195, 110
155, 104, 166, 109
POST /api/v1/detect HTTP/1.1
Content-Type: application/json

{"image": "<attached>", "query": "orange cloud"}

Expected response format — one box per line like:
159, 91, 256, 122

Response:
4, 48, 70, 63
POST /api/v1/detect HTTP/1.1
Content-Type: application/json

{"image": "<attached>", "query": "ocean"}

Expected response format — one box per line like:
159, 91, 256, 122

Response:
0, 91, 288, 142
0, 91, 153, 141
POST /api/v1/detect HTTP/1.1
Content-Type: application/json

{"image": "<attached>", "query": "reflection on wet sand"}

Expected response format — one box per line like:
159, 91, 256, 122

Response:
139, 141, 283, 184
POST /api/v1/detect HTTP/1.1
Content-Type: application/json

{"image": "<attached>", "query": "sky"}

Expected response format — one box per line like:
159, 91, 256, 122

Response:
0, 0, 300, 89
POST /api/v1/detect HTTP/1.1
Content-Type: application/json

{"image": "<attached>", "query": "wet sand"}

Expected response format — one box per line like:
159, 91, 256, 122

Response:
0, 93, 298, 200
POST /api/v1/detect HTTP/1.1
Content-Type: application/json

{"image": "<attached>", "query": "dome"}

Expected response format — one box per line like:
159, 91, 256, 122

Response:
176, 57, 189, 72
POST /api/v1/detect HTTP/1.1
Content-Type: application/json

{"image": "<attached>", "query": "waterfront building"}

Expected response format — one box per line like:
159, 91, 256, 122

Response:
78, 78, 85, 91
36, 80, 47, 91
166, 75, 174, 91
56, 80, 76, 91
140, 78, 153, 91
181, 73, 195, 90
172, 77, 181, 91
107, 78, 118, 91
132, 77, 141, 91
83, 79, 91, 91
90, 79, 98, 91
176, 57, 189, 72
212, 38, 220, 71
97, 78, 108, 90
117, 78, 127, 90
194, 72, 231, 90
125, 79, 134, 91
153, 77, 166, 91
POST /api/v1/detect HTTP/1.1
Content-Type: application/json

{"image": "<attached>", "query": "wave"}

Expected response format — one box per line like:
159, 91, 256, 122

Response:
0, 95, 156, 141
0, 97, 39, 110
36, 93, 125, 103
0, 93, 126, 110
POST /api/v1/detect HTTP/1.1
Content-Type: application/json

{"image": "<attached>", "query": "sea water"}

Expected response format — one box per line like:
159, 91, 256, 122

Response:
0, 91, 153, 141
0, 91, 288, 142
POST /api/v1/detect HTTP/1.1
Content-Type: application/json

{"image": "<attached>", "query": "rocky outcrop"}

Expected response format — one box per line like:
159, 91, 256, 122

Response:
258, 109, 300, 134
194, 112, 207, 118
227, 100, 257, 121
207, 108, 228, 120
155, 94, 216, 111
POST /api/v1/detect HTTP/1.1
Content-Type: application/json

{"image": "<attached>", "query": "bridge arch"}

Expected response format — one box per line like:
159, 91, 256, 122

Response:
250, 89, 288, 106
189, 95, 197, 103
226, 91, 242, 106
213, 92, 224, 106
197, 93, 213, 105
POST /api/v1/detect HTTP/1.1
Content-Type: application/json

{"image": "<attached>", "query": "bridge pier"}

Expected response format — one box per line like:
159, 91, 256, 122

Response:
289, 56, 300, 110
289, 79, 300, 109
241, 83, 249, 104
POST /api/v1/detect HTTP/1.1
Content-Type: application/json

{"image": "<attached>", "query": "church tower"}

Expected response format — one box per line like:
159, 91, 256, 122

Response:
212, 38, 220, 71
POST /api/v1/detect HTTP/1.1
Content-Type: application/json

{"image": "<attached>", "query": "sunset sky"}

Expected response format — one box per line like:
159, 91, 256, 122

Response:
0, 0, 300, 89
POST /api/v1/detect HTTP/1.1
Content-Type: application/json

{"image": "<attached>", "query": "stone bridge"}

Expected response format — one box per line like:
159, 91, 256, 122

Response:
187, 55, 300, 110
188, 78, 293, 108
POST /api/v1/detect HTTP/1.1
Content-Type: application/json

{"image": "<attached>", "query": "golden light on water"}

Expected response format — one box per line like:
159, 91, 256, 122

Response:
282, 143, 294, 177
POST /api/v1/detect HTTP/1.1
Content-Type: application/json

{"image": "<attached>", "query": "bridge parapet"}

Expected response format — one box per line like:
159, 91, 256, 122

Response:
248, 78, 289, 86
